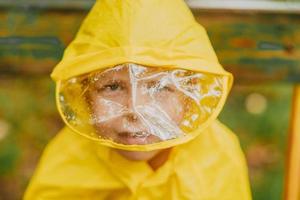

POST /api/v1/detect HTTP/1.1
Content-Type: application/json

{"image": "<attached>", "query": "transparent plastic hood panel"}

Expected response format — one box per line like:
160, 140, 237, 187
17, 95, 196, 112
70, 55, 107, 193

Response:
58, 63, 224, 148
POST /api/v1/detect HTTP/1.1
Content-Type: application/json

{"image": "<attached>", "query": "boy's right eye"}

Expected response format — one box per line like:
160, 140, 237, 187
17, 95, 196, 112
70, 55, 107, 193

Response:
105, 83, 121, 91
96, 82, 124, 93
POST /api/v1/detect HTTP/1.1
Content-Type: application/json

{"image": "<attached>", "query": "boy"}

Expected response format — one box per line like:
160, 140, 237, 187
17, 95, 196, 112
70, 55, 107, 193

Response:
24, 0, 252, 199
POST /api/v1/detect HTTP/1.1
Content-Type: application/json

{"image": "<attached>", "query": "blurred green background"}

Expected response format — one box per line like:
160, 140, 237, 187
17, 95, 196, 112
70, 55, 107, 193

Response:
0, 0, 299, 199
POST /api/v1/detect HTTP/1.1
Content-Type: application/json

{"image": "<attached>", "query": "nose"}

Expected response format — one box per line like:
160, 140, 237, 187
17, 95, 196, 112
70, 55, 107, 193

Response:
126, 86, 141, 111
125, 112, 139, 122
123, 84, 144, 121
126, 95, 135, 110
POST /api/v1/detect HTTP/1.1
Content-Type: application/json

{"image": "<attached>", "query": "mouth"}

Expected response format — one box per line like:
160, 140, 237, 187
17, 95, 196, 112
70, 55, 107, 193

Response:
118, 131, 149, 138
117, 131, 151, 145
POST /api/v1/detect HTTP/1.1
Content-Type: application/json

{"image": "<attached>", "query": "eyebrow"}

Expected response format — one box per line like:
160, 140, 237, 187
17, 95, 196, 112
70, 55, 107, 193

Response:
87, 69, 171, 89
89, 72, 130, 88
136, 71, 169, 81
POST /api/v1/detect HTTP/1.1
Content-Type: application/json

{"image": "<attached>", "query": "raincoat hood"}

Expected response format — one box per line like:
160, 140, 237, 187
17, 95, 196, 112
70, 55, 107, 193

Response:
51, 0, 233, 151
51, 0, 232, 81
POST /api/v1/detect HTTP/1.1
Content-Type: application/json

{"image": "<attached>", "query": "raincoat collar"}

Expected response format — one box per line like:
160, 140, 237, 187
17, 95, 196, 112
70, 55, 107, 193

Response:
95, 145, 176, 192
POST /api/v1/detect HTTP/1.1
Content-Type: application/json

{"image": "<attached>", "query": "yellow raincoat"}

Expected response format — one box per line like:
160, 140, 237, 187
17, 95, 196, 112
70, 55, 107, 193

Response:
24, 0, 252, 199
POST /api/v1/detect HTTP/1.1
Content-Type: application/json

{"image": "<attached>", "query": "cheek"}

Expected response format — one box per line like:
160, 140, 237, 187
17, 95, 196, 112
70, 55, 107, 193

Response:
90, 94, 127, 120
156, 93, 185, 124
88, 95, 121, 138
95, 122, 115, 138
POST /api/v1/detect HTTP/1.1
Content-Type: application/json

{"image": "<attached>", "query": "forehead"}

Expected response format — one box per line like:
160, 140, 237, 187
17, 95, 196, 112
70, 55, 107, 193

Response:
88, 66, 129, 85
89, 65, 167, 83
97, 65, 128, 77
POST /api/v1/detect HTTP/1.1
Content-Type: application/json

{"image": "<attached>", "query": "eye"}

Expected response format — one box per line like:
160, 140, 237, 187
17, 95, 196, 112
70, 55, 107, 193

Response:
105, 83, 121, 91
146, 81, 174, 93
159, 86, 174, 92
155, 85, 174, 93
96, 81, 124, 93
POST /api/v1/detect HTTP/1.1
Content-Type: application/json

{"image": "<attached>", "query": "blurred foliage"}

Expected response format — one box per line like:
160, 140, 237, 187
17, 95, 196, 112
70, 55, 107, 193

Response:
0, 76, 63, 199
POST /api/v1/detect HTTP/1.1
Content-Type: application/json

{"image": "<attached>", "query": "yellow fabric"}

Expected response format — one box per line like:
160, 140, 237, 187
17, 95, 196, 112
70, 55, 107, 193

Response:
52, 0, 233, 151
51, 0, 232, 81
24, 120, 252, 200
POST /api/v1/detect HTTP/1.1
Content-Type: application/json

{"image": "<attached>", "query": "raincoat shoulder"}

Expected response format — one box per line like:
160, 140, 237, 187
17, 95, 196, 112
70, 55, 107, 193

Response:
173, 119, 252, 200
23, 127, 123, 200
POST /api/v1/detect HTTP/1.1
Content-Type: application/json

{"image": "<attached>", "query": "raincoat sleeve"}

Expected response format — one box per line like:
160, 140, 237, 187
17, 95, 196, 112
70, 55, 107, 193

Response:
23, 127, 122, 200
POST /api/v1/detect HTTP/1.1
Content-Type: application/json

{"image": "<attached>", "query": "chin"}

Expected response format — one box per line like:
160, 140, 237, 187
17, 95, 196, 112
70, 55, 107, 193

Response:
116, 149, 161, 161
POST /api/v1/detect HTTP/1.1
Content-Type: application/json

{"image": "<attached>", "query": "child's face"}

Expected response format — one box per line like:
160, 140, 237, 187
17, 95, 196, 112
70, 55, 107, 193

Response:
87, 65, 185, 148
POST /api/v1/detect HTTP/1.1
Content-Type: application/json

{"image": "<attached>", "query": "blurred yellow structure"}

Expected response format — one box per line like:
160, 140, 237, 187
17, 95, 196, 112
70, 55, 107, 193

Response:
284, 85, 300, 200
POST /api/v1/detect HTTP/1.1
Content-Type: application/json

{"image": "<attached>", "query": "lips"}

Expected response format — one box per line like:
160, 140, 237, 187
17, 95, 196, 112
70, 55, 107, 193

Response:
118, 131, 149, 138
117, 131, 152, 145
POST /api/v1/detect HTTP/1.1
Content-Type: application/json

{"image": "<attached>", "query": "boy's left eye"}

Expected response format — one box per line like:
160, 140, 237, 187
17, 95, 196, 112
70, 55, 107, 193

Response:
157, 85, 174, 92
146, 81, 174, 92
